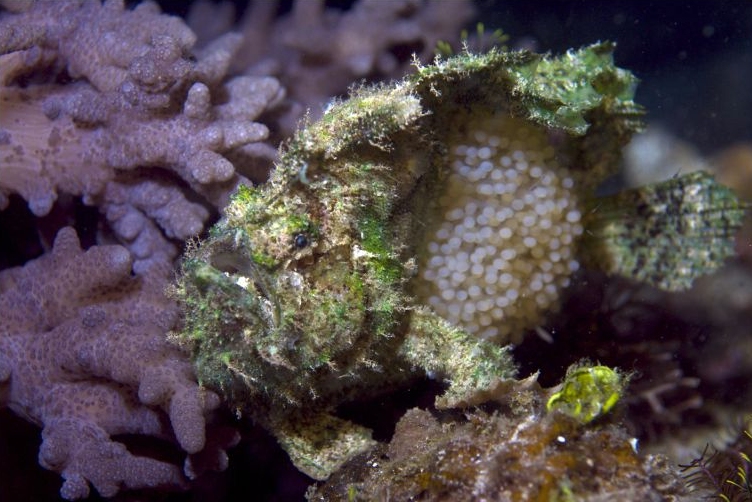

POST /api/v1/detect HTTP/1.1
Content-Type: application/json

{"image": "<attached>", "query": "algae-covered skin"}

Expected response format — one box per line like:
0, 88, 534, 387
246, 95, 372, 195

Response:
171, 43, 645, 480
581, 171, 749, 291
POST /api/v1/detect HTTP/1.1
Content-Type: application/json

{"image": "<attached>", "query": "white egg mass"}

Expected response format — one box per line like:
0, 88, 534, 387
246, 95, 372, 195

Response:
415, 114, 583, 343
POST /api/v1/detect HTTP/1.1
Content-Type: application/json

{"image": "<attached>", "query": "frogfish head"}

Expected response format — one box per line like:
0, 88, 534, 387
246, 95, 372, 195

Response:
202, 180, 369, 374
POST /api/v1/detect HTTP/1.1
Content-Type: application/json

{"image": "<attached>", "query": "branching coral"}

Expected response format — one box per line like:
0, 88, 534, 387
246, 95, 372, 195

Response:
0, 227, 237, 500
227, 0, 474, 120
0, 0, 284, 270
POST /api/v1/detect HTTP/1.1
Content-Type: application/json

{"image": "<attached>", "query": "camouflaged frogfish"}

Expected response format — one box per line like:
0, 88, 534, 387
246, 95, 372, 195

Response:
172, 44, 744, 479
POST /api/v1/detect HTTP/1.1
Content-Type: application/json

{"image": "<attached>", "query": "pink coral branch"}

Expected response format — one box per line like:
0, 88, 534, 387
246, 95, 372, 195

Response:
0, 227, 231, 499
235, 0, 474, 119
0, 0, 283, 267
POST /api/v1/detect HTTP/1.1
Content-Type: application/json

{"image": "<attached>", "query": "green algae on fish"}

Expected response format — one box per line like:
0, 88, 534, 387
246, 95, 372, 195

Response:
581, 171, 748, 291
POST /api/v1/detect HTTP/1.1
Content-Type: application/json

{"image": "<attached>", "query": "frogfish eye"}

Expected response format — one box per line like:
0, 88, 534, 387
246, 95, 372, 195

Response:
293, 233, 308, 249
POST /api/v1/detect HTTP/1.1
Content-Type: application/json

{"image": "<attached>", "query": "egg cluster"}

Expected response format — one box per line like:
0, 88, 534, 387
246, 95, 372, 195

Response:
415, 114, 583, 343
